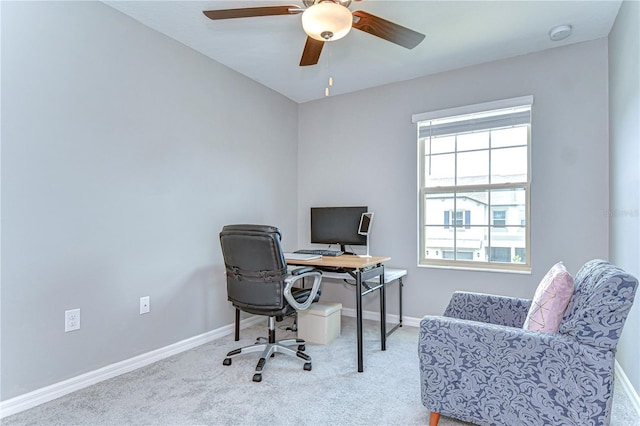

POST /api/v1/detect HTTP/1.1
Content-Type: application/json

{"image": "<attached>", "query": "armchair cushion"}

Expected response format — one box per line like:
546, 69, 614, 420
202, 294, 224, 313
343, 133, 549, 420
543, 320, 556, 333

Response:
419, 315, 614, 425
444, 291, 531, 328
523, 261, 574, 333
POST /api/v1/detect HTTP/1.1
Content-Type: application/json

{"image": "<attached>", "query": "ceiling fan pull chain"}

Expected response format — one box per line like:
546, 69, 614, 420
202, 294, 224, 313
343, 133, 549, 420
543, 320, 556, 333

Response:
325, 42, 333, 96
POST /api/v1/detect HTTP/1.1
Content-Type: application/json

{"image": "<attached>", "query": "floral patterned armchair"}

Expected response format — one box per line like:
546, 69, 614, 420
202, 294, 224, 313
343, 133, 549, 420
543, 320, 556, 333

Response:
418, 259, 638, 426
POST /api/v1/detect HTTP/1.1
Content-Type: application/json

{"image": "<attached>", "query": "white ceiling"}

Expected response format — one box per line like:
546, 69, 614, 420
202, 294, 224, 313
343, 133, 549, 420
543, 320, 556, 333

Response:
104, 1, 622, 103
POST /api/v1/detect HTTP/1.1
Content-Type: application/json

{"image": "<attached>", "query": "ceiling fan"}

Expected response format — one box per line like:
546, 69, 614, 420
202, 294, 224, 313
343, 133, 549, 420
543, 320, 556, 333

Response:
202, 0, 425, 66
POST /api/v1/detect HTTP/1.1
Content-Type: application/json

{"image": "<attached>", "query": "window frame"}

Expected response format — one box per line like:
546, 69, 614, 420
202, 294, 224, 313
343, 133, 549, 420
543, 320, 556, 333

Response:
414, 97, 532, 273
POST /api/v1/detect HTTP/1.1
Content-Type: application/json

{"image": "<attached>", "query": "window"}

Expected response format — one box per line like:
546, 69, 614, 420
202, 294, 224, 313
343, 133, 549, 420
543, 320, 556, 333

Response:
490, 247, 511, 262
445, 210, 470, 229
492, 210, 506, 227
413, 96, 532, 272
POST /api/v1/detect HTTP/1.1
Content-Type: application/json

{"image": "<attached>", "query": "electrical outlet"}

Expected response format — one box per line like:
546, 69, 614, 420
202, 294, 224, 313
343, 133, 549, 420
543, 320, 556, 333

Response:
140, 296, 150, 315
65, 309, 81, 332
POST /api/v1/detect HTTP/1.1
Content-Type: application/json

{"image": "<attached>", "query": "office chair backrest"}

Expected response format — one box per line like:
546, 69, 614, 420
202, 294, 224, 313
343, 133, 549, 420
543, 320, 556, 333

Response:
219, 224, 289, 314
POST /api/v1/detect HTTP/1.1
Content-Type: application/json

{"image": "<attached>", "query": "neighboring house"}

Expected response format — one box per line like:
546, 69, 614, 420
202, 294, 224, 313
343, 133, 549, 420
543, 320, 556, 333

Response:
424, 189, 526, 264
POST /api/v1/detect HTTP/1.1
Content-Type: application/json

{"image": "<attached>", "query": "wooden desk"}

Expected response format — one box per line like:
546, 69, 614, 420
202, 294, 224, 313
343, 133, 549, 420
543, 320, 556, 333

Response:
286, 255, 391, 372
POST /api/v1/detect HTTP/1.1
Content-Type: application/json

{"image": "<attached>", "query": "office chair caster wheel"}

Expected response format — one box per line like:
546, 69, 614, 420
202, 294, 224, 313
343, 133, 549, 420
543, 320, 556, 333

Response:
253, 374, 262, 382
298, 344, 305, 351
223, 358, 232, 366
304, 362, 312, 371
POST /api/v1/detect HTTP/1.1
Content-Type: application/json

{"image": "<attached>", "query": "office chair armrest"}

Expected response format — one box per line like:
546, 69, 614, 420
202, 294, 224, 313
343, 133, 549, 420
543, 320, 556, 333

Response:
290, 266, 317, 276
284, 270, 322, 311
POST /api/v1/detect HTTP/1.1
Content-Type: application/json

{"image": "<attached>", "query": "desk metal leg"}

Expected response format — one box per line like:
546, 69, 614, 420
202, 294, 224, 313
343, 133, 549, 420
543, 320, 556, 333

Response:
399, 277, 403, 327
356, 270, 364, 373
347, 264, 388, 372
384, 276, 404, 338
380, 266, 386, 351
235, 308, 240, 342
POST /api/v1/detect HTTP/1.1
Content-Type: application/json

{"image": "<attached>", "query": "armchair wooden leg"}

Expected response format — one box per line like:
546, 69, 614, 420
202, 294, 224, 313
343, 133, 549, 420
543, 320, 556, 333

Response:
429, 412, 440, 426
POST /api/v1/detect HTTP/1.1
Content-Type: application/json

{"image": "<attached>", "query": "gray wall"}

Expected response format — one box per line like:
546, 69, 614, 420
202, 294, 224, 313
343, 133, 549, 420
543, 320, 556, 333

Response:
609, 0, 640, 394
1, 1, 298, 400
2, 0, 635, 405
298, 39, 610, 320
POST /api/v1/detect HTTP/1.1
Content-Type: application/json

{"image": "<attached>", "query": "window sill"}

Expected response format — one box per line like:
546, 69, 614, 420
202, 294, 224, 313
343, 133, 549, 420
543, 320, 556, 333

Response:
418, 262, 532, 274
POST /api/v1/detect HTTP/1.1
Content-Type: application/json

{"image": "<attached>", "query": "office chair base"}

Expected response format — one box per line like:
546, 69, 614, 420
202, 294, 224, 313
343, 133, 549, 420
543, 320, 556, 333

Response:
223, 337, 312, 381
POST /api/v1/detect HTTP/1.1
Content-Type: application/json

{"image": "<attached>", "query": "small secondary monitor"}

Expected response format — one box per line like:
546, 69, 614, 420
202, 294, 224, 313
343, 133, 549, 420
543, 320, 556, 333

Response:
310, 206, 367, 252
358, 212, 374, 236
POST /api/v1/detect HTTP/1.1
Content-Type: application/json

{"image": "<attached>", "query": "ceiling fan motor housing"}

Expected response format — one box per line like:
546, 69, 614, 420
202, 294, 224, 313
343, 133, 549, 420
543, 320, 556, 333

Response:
303, 0, 352, 8
301, 1, 353, 41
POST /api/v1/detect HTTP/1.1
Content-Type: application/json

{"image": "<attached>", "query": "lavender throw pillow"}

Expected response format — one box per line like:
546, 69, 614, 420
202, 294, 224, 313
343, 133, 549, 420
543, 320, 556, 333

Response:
523, 261, 575, 333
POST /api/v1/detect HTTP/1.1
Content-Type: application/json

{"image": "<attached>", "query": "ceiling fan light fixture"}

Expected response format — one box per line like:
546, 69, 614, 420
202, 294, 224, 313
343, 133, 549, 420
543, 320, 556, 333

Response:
302, 2, 353, 41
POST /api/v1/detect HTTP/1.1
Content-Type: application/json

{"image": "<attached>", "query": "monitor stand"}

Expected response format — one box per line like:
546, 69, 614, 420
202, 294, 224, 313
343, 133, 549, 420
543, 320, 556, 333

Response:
339, 244, 356, 256
358, 239, 371, 258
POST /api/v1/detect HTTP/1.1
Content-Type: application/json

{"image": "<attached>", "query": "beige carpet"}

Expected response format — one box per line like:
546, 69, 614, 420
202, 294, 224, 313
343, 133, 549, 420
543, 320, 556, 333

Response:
3, 316, 638, 425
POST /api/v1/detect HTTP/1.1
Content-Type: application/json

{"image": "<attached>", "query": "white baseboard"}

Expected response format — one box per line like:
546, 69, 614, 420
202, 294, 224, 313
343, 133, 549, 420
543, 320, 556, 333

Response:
10, 310, 634, 421
0, 309, 415, 418
0, 316, 264, 419
340, 307, 422, 328
615, 359, 640, 417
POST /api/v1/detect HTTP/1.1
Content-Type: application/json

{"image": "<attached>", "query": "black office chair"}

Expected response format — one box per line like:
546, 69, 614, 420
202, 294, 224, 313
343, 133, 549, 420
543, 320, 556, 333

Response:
219, 224, 322, 382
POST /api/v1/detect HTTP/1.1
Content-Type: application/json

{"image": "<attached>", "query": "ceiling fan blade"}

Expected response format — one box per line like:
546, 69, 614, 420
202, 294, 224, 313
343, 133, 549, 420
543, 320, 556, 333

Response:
300, 37, 325, 66
352, 10, 425, 49
203, 6, 303, 20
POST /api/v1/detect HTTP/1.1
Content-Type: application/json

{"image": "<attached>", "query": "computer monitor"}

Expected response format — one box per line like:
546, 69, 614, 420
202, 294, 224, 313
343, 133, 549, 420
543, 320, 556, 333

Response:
310, 206, 368, 253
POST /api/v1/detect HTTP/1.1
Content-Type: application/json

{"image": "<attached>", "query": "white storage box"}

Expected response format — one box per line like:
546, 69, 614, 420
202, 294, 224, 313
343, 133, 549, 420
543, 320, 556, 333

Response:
297, 302, 342, 344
